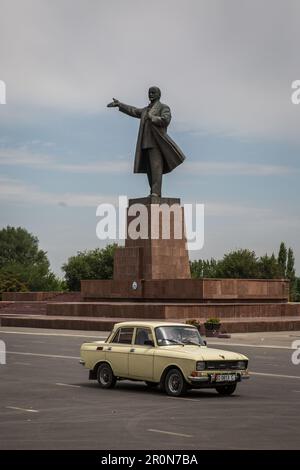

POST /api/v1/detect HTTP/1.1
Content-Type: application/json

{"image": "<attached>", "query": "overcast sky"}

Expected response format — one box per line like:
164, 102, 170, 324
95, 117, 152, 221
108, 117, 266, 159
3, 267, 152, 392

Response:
0, 0, 299, 274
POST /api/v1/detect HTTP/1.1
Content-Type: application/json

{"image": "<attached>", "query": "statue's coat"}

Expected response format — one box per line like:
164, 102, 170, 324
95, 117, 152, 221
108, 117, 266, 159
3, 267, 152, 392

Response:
118, 101, 186, 174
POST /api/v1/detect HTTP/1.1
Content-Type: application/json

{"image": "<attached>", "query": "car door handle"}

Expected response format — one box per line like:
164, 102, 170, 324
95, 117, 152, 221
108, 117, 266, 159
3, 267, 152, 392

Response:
106, 347, 112, 351
130, 348, 135, 353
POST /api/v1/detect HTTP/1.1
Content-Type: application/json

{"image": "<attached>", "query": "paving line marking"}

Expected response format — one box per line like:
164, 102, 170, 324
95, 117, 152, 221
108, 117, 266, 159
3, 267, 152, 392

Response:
0, 328, 297, 350
0, 331, 297, 349
6, 406, 39, 413
7, 351, 79, 360
208, 342, 296, 351
55, 383, 81, 388
167, 396, 201, 402
292, 390, 300, 393
147, 428, 192, 438
0, 330, 104, 339
251, 371, 300, 380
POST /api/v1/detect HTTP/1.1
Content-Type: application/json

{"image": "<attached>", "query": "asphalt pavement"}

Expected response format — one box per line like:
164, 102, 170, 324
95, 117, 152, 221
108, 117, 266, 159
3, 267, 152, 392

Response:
0, 327, 300, 450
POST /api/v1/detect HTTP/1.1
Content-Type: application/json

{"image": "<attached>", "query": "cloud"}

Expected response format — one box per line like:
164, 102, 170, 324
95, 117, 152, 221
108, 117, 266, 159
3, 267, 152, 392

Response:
205, 202, 272, 218
0, 176, 116, 207
0, 175, 276, 219
0, 0, 300, 141
0, 146, 295, 177
184, 161, 294, 176
0, 147, 130, 173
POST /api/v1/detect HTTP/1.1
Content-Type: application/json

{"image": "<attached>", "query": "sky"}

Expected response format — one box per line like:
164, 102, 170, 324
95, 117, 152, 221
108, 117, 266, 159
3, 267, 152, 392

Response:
0, 0, 299, 275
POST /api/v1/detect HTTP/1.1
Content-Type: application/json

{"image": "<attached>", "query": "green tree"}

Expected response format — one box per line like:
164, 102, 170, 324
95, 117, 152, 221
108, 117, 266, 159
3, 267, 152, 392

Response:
287, 247, 297, 300
0, 226, 48, 268
62, 244, 117, 291
190, 258, 218, 278
215, 249, 260, 278
0, 271, 28, 300
278, 242, 287, 277
0, 226, 63, 292
257, 254, 281, 279
295, 278, 300, 302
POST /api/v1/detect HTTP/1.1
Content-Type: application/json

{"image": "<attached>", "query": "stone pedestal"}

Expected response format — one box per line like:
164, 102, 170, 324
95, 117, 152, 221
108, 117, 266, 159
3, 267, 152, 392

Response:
113, 197, 191, 280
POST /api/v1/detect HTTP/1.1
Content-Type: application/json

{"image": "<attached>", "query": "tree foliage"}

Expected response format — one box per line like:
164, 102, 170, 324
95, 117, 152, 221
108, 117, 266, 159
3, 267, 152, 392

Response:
0, 226, 48, 269
257, 253, 281, 279
215, 249, 259, 278
190, 259, 218, 278
278, 242, 288, 277
62, 244, 117, 291
0, 226, 63, 292
286, 248, 297, 300
191, 245, 297, 285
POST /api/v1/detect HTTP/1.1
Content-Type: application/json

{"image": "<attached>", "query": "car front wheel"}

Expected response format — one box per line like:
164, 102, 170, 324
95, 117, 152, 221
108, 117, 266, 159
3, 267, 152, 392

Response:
164, 368, 187, 397
215, 383, 237, 395
97, 363, 116, 389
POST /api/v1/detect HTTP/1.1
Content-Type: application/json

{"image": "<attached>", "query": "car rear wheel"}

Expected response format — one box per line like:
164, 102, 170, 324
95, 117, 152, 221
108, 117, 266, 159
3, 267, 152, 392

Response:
215, 383, 237, 395
164, 368, 187, 397
97, 363, 116, 389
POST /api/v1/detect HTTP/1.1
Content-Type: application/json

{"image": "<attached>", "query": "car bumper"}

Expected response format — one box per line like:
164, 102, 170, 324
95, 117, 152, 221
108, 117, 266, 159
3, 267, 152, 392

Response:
187, 372, 250, 387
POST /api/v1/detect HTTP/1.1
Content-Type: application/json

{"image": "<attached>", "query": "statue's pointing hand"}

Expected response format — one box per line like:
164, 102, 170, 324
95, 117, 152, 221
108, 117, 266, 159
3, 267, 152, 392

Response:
107, 98, 120, 108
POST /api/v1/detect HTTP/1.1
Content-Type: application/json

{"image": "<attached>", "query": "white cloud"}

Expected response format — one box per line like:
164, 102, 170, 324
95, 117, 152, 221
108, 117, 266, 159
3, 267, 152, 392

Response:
0, 0, 300, 141
0, 175, 276, 219
205, 202, 272, 218
0, 147, 130, 173
0, 147, 295, 176
184, 161, 294, 176
0, 176, 116, 207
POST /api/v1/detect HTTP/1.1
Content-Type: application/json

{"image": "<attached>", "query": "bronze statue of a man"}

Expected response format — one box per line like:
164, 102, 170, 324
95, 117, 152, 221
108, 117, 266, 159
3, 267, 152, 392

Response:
107, 87, 186, 197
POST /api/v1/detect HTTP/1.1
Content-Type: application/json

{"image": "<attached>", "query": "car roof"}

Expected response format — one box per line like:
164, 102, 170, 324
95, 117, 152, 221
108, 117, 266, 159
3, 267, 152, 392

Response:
113, 321, 195, 329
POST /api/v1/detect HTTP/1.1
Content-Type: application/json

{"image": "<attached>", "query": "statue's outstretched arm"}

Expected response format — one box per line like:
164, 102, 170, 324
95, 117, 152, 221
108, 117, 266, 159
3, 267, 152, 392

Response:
107, 98, 142, 119
118, 102, 143, 119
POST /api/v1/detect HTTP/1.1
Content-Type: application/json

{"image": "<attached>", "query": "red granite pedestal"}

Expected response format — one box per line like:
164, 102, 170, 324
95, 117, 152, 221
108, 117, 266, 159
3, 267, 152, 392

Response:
113, 197, 191, 281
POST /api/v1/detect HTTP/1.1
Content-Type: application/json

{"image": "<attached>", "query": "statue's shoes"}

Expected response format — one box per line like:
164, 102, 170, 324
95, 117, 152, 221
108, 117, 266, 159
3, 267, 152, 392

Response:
150, 193, 160, 197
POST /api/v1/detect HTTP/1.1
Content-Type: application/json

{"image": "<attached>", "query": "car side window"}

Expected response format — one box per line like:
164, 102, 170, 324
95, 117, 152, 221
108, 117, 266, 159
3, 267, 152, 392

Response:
111, 329, 120, 343
135, 328, 153, 345
111, 327, 134, 344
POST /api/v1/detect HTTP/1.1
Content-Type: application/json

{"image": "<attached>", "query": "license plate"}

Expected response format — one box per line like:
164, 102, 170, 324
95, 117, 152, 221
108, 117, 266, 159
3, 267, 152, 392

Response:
215, 374, 236, 382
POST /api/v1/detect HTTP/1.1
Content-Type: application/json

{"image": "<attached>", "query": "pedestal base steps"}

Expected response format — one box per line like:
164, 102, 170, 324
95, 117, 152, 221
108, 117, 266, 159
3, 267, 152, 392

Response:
1, 300, 300, 333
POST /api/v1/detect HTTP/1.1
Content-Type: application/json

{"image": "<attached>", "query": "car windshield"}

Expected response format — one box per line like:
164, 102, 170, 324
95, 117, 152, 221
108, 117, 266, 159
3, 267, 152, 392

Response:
155, 326, 205, 346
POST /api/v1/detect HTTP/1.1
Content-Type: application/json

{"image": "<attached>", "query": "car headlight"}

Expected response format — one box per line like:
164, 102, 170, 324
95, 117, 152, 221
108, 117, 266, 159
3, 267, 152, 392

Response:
196, 361, 205, 371
237, 360, 247, 369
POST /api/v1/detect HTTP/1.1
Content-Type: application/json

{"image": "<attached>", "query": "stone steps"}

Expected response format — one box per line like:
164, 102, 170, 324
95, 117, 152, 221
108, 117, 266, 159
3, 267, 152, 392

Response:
1, 314, 300, 333
46, 301, 300, 319
0, 293, 81, 316
0, 302, 48, 315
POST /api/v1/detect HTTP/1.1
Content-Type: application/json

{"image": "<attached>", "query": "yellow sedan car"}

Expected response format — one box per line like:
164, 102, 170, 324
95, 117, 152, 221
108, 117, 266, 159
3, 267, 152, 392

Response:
80, 321, 249, 397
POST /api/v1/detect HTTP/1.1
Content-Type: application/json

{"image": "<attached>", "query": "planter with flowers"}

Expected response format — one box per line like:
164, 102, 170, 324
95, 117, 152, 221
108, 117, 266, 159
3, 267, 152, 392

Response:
186, 319, 202, 332
204, 318, 221, 337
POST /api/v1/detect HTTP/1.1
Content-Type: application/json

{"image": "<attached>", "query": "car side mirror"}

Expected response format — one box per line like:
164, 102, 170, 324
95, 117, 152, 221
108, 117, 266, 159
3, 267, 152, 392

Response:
144, 340, 154, 347
203, 340, 207, 346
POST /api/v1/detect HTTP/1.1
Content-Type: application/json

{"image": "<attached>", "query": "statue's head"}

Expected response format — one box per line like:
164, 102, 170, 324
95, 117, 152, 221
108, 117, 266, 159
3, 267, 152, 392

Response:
148, 86, 161, 103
